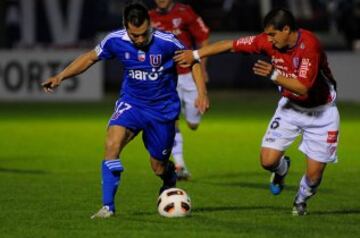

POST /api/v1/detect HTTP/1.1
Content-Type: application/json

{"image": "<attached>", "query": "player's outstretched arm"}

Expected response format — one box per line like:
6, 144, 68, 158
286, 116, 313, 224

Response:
198, 39, 210, 83
191, 62, 209, 114
253, 60, 308, 95
174, 40, 233, 67
41, 50, 99, 93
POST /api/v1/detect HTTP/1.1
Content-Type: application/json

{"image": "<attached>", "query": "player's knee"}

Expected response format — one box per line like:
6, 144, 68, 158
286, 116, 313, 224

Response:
260, 148, 284, 171
154, 169, 164, 176
260, 156, 277, 171
260, 160, 276, 171
151, 161, 165, 176
153, 166, 164, 176
105, 139, 121, 156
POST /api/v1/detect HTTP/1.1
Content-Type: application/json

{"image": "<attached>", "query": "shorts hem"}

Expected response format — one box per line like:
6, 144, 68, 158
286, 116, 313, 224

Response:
299, 148, 338, 164
261, 144, 286, 152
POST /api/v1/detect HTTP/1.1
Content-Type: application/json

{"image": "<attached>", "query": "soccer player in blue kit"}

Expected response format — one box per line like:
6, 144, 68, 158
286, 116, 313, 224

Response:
41, 1, 209, 219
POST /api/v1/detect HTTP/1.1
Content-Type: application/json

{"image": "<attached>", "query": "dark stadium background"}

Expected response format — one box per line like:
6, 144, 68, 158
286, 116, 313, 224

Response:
1, 0, 360, 94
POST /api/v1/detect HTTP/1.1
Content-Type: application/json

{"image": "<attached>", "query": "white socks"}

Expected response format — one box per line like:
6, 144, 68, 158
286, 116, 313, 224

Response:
172, 132, 185, 167
295, 175, 319, 204
275, 156, 288, 176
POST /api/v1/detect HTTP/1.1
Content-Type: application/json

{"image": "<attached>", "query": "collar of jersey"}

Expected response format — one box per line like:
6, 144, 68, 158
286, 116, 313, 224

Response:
121, 30, 154, 47
122, 32, 132, 42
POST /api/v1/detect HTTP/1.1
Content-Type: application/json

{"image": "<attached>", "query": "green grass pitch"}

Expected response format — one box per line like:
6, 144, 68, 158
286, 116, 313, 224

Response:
1, 91, 360, 238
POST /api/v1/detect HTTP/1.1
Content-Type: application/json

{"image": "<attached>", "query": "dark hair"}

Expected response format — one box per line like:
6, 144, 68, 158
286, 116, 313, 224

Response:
263, 8, 298, 31
123, 1, 149, 28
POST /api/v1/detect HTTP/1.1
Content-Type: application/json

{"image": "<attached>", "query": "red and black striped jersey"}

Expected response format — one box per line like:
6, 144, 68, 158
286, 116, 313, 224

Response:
233, 29, 336, 107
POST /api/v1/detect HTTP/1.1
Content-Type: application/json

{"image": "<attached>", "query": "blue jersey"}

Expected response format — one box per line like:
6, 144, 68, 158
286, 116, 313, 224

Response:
95, 29, 185, 121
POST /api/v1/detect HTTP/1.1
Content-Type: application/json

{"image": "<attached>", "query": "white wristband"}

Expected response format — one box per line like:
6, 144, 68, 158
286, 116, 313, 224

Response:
270, 69, 280, 81
193, 50, 201, 62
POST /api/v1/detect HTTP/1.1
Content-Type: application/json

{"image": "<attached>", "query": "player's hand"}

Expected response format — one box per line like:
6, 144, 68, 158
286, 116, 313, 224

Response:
195, 93, 210, 114
252, 60, 273, 77
174, 50, 194, 68
41, 76, 62, 93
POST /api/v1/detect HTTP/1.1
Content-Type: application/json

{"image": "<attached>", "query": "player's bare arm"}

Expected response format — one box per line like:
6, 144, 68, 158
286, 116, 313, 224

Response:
198, 39, 210, 82
41, 50, 99, 93
191, 62, 209, 114
253, 60, 308, 96
174, 40, 233, 67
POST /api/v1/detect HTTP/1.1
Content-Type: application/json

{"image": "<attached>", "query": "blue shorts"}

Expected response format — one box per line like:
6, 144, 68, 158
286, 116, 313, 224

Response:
108, 100, 176, 161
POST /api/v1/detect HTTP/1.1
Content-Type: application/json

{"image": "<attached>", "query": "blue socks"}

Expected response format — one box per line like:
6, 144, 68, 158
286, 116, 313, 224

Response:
101, 159, 124, 212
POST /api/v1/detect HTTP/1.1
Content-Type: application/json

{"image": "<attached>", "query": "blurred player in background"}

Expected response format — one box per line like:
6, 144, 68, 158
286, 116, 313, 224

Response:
41, 1, 209, 219
149, 0, 210, 180
174, 8, 339, 216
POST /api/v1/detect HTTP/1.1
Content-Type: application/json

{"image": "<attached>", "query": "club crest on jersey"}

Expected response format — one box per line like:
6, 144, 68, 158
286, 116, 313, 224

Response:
172, 18, 182, 28
137, 50, 146, 62
150, 54, 162, 67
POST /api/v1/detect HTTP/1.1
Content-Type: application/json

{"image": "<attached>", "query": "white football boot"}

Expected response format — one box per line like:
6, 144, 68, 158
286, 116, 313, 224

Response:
90, 206, 114, 219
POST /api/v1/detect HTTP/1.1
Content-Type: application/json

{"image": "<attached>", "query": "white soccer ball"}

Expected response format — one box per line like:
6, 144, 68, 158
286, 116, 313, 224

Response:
157, 188, 191, 218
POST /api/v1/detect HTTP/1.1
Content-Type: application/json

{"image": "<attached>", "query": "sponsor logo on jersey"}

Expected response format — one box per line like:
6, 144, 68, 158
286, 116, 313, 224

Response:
138, 50, 146, 62
327, 131, 338, 143
128, 67, 164, 81
162, 149, 169, 155
271, 56, 284, 64
236, 36, 256, 46
265, 137, 276, 143
272, 57, 289, 71
299, 58, 311, 78
150, 54, 162, 67
277, 70, 297, 79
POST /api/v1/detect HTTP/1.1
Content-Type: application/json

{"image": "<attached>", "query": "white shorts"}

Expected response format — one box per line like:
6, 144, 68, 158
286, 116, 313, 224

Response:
177, 72, 201, 124
261, 97, 340, 163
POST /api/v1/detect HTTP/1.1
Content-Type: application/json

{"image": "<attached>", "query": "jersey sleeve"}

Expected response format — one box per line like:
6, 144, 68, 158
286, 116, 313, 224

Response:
186, 6, 209, 44
296, 44, 321, 88
171, 34, 186, 52
94, 34, 115, 60
232, 33, 269, 54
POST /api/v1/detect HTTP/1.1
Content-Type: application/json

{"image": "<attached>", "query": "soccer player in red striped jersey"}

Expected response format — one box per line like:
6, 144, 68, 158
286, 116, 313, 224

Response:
174, 8, 340, 216
150, 0, 210, 180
